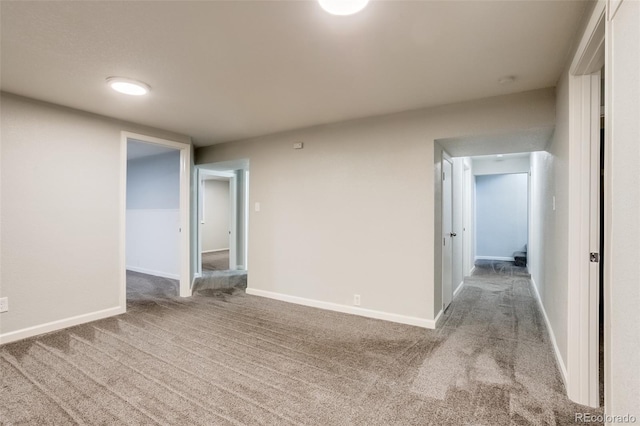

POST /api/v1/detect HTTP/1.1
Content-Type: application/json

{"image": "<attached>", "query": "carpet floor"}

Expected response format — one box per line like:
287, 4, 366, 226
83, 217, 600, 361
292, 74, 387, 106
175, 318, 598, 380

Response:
126, 270, 179, 301
0, 266, 602, 425
202, 250, 230, 272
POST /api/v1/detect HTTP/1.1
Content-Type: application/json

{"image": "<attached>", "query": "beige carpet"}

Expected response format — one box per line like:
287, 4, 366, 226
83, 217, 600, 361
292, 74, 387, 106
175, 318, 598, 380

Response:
202, 250, 230, 271
0, 268, 602, 425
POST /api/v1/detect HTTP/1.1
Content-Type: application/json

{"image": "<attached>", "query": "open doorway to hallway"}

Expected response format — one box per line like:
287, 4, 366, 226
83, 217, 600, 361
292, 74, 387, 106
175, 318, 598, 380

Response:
200, 173, 233, 272
435, 105, 606, 407
436, 132, 546, 317
194, 160, 249, 294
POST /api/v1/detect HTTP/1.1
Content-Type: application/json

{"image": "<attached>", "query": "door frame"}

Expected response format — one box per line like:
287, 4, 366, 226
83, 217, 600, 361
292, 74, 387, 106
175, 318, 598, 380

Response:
197, 169, 237, 274
462, 159, 473, 277
441, 150, 454, 312
566, 0, 605, 407
120, 131, 192, 304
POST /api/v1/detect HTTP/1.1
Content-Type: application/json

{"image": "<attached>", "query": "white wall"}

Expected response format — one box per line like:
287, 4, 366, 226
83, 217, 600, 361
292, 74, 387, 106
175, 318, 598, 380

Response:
528, 151, 552, 300
452, 157, 465, 290
533, 66, 572, 377
201, 179, 230, 252
0, 93, 191, 342
605, 0, 640, 416
126, 150, 180, 279
462, 158, 475, 276
127, 150, 180, 209
196, 88, 555, 325
475, 173, 528, 260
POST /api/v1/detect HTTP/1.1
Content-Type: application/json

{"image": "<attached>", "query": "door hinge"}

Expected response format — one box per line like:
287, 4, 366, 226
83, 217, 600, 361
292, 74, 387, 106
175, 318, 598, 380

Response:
590, 252, 600, 263
442, 172, 445, 181
443, 238, 446, 246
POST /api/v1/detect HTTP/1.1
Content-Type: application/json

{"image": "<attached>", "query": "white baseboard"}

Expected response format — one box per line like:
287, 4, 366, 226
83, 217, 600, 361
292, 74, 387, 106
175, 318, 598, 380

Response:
530, 277, 569, 387
126, 266, 179, 280
0, 306, 125, 345
246, 288, 437, 329
192, 273, 202, 287
201, 248, 229, 254
453, 281, 465, 298
434, 309, 444, 327
475, 256, 515, 261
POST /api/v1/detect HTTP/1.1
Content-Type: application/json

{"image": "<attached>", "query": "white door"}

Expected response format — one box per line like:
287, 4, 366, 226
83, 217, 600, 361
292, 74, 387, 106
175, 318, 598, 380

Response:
442, 155, 454, 311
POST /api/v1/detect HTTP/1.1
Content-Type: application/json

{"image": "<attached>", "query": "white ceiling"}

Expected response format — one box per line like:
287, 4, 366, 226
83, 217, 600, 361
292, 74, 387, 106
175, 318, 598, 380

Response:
1, 1, 587, 147
472, 152, 532, 161
437, 127, 554, 157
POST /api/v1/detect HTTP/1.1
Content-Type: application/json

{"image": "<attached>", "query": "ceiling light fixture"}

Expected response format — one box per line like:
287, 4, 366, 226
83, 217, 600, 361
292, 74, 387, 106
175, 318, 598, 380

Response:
318, 0, 369, 16
106, 77, 150, 96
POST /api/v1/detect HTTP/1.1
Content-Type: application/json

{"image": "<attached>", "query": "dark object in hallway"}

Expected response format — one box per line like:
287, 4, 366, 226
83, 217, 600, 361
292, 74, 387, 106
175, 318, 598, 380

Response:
513, 250, 527, 267
202, 249, 229, 271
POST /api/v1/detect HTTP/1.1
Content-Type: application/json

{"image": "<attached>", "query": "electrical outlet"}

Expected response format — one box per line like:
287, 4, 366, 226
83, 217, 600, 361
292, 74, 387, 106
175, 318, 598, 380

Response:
353, 294, 361, 306
293, 142, 304, 149
0, 297, 8, 313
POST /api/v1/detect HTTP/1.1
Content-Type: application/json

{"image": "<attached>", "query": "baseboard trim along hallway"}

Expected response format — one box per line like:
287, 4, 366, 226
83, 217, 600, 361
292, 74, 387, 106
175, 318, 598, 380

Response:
246, 288, 437, 329
530, 277, 569, 387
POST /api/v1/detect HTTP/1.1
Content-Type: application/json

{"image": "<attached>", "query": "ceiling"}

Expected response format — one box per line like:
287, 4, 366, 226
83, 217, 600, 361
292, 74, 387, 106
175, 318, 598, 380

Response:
472, 152, 532, 161
437, 127, 554, 157
1, 1, 587, 147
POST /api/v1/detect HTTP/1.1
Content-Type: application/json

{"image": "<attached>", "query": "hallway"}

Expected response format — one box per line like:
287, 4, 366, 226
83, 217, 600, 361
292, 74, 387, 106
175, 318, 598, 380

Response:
422, 262, 602, 423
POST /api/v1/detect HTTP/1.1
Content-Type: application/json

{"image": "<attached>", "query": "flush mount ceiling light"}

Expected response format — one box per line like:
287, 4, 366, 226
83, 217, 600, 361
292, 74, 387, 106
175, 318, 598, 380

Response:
106, 77, 150, 96
318, 0, 369, 16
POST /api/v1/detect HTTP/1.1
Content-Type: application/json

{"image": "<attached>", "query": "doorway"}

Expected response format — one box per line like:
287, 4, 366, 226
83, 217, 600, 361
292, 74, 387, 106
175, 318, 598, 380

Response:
442, 152, 454, 312
194, 160, 249, 292
474, 171, 529, 271
199, 170, 235, 272
120, 132, 192, 307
